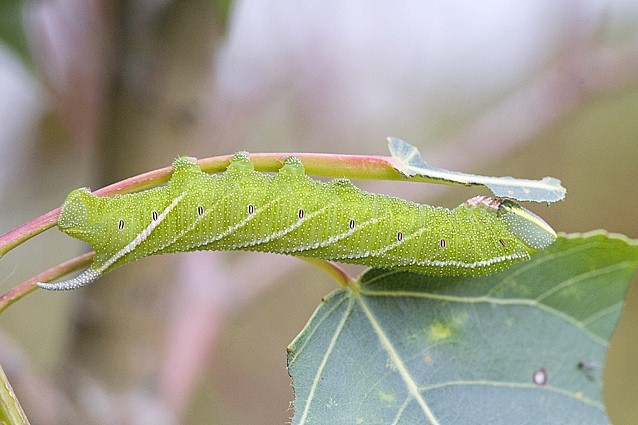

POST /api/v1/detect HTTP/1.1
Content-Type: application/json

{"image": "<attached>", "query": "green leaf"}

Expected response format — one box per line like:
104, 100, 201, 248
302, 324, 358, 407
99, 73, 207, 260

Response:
388, 137, 566, 203
288, 232, 638, 424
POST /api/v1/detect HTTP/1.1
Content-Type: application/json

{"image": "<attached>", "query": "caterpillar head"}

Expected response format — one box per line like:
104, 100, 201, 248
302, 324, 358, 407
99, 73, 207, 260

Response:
498, 200, 557, 251
464, 196, 556, 252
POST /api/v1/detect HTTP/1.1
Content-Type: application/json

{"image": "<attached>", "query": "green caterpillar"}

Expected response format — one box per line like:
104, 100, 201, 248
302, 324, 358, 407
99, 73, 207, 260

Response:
37, 153, 556, 290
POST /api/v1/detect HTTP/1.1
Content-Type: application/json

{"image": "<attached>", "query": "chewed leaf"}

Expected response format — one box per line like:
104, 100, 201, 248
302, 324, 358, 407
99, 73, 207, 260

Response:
287, 233, 638, 424
388, 137, 566, 203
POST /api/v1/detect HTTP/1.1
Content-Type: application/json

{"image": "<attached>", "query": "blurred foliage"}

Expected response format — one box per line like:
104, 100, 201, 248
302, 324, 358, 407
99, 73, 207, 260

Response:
0, 0, 30, 63
213, 0, 234, 25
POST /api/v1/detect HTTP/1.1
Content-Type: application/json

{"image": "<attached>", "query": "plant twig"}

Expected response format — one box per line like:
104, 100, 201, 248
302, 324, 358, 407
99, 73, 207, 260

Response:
298, 257, 355, 288
0, 252, 94, 313
0, 363, 30, 425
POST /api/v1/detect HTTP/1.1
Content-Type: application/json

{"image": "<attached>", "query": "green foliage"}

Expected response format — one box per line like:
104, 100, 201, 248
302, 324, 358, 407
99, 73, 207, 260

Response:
0, 0, 30, 63
288, 233, 638, 424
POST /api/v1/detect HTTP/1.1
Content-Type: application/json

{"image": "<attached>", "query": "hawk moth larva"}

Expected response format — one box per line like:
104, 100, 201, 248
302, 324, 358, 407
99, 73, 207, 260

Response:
37, 152, 556, 290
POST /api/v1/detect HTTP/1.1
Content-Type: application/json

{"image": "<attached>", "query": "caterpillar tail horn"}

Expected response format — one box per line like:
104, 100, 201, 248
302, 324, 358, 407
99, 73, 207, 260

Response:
37, 268, 102, 291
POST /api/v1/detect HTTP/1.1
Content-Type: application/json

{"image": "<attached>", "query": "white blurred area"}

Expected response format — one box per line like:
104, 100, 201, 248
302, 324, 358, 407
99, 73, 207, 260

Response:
2, 0, 637, 163
0, 43, 44, 195
207, 0, 638, 155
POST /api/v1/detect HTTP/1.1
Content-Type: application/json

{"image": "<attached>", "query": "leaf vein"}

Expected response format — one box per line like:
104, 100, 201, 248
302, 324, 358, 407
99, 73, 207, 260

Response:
296, 295, 354, 425
357, 295, 441, 425
419, 380, 605, 411
360, 290, 607, 346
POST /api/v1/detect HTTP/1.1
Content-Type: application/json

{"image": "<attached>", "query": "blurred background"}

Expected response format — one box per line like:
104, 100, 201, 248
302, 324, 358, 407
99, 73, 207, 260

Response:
1, 1, 638, 424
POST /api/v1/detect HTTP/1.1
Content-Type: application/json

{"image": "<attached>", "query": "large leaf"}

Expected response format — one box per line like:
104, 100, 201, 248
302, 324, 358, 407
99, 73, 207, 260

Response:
288, 232, 638, 424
